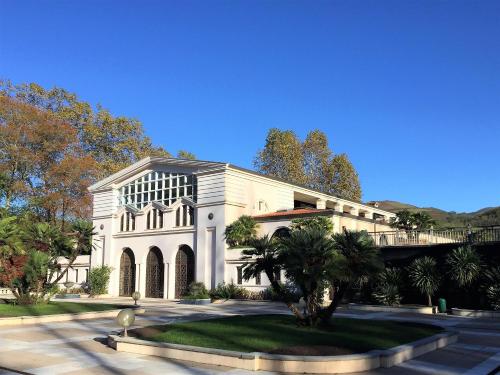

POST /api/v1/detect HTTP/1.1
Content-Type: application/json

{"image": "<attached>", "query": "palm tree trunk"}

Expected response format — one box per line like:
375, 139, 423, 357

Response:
319, 282, 348, 324
266, 271, 305, 321
427, 294, 432, 307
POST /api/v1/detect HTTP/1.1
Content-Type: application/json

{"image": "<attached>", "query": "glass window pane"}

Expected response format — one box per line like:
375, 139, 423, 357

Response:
137, 184, 142, 193
187, 186, 192, 196
144, 174, 149, 182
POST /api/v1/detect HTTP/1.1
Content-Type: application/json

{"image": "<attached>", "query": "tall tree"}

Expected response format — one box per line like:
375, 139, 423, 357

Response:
255, 128, 362, 201
302, 130, 331, 191
0, 96, 97, 223
326, 153, 362, 202
177, 150, 196, 160
0, 80, 173, 179
254, 128, 306, 185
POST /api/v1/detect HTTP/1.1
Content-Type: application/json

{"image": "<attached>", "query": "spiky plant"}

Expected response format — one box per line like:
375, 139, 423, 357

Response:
446, 246, 482, 288
373, 267, 403, 306
483, 267, 500, 310
408, 256, 440, 307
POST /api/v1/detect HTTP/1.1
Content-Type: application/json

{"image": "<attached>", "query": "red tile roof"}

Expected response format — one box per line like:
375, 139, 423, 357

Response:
253, 208, 333, 219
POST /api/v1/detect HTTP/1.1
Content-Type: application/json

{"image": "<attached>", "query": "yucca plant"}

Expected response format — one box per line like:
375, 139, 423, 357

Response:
408, 256, 440, 307
446, 246, 482, 288
483, 267, 500, 310
373, 267, 403, 306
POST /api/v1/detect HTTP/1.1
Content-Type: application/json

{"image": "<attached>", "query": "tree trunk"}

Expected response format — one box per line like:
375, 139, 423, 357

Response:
318, 282, 348, 325
265, 269, 305, 322
427, 294, 432, 307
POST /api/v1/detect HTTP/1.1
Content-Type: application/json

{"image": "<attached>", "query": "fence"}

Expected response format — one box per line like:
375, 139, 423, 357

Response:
368, 226, 500, 247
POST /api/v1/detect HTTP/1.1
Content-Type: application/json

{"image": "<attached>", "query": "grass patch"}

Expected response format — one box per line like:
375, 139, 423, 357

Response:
132, 314, 443, 354
0, 302, 124, 317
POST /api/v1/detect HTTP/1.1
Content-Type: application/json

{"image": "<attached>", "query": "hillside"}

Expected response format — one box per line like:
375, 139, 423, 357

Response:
367, 200, 500, 228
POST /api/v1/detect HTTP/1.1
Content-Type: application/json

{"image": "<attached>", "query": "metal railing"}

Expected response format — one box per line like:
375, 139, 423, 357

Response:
368, 226, 500, 247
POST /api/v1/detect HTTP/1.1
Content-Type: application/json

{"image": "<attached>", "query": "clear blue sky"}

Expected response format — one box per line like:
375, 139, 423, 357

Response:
1, 1, 499, 212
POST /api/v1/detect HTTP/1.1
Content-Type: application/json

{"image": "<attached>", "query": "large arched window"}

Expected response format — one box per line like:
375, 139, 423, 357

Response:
147, 208, 164, 230
175, 205, 194, 227
120, 212, 135, 232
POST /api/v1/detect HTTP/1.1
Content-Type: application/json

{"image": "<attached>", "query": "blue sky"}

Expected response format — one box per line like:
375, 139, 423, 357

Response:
1, 1, 499, 212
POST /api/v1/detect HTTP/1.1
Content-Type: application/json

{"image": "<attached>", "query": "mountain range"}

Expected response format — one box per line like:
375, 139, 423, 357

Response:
368, 200, 500, 228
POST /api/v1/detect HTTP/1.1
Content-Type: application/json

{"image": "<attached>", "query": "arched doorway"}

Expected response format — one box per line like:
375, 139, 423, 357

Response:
175, 245, 195, 298
119, 248, 136, 297
146, 247, 164, 298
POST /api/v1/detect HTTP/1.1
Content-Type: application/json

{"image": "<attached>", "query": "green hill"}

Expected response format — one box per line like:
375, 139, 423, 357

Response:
367, 200, 500, 228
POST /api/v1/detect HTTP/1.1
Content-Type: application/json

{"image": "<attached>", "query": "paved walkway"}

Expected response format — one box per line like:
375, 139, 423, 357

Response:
0, 299, 499, 375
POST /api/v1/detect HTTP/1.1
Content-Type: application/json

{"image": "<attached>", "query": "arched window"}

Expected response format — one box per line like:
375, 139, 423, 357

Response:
176, 205, 194, 227
120, 212, 136, 232
147, 208, 164, 230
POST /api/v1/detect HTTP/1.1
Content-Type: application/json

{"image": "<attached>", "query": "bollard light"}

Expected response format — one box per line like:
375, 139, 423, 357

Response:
116, 308, 135, 337
132, 291, 141, 306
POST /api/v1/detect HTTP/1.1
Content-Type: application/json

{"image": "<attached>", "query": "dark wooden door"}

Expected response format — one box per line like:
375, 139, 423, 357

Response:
175, 246, 195, 298
146, 247, 164, 298
119, 249, 135, 296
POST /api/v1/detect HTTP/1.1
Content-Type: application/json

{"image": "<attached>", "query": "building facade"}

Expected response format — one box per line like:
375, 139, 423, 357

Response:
87, 157, 395, 299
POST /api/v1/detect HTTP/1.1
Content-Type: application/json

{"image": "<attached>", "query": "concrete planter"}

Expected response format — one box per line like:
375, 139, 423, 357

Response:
348, 303, 435, 315
55, 294, 81, 299
179, 299, 211, 305
108, 331, 457, 373
0, 307, 146, 327
451, 308, 500, 318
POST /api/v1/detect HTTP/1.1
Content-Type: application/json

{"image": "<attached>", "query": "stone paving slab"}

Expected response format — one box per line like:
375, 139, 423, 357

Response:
0, 300, 499, 375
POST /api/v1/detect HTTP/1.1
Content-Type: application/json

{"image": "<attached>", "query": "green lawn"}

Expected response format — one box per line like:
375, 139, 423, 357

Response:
132, 314, 443, 354
0, 302, 124, 317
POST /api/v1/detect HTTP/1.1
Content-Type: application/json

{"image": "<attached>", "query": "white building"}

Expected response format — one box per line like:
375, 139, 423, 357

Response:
87, 157, 395, 299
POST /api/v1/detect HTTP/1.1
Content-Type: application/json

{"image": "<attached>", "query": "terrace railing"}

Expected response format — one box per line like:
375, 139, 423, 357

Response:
368, 226, 500, 247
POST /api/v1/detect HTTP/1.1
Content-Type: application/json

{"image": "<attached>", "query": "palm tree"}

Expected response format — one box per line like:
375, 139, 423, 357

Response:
319, 229, 383, 323
0, 216, 24, 256
279, 227, 338, 326
241, 235, 304, 320
446, 246, 482, 288
408, 256, 440, 307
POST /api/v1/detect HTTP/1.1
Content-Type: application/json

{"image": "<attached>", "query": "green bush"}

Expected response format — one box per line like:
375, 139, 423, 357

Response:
483, 267, 500, 310
373, 268, 402, 306
209, 282, 248, 300
224, 216, 257, 247
183, 282, 210, 299
89, 266, 112, 296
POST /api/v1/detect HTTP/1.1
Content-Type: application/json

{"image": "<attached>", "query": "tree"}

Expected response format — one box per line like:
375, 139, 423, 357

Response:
0, 80, 177, 179
254, 128, 306, 185
326, 154, 362, 202
255, 128, 362, 201
0, 96, 97, 223
446, 246, 482, 288
408, 256, 440, 306
290, 216, 333, 233
177, 150, 196, 160
279, 227, 338, 325
224, 215, 258, 247
390, 210, 436, 231
319, 229, 382, 323
373, 267, 403, 306
240, 235, 304, 318
302, 130, 331, 191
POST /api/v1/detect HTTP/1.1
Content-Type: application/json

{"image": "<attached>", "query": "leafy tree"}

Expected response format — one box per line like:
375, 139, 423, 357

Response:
390, 210, 436, 231
0, 80, 177, 179
408, 256, 440, 307
279, 227, 338, 325
290, 216, 333, 233
302, 130, 331, 191
177, 150, 196, 160
254, 128, 306, 185
446, 246, 482, 288
373, 267, 403, 306
255, 128, 362, 201
320, 230, 382, 322
0, 96, 97, 222
326, 154, 362, 202
224, 215, 258, 247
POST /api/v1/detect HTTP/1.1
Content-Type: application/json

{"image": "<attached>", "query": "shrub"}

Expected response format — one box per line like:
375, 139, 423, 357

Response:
88, 266, 112, 296
183, 282, 210, 299
224, 216, 257, 247
209, 282, 248, 300
373, 267, 402, 306
408, 256, 440, 307
446, 246, 482, 288
483, 267, 500, 310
